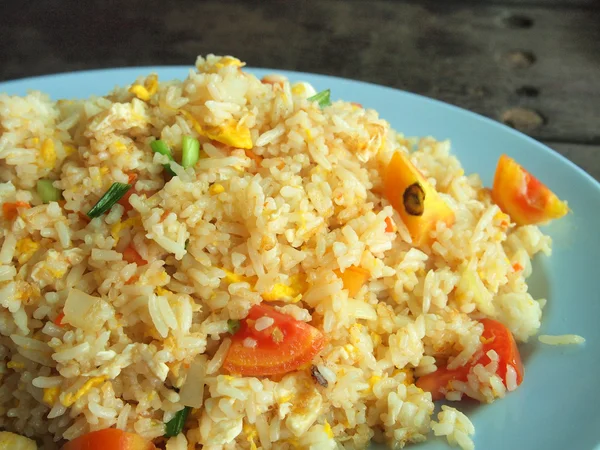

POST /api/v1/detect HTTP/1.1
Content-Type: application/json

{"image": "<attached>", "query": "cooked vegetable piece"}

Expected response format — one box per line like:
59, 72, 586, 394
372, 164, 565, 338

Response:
150, 139, 176, 176
223, 303, 325, 376
122, 246, 147, 266
164, 406, 191, 437
227, 319, 240, 334
415, 319, 523, 401
384, 217, 394, 233
53, 312, 65, 327
37, 179, 62, 203
477, 318, 524, 386
307, 89, 331, 108
181, 135, 200, 168
492, 154, 568, 225
61, 428, 156, 450
3, 202, 31, 220
87, 183, 131, 218
384, 152, 455, 246
335, 266, 370, 297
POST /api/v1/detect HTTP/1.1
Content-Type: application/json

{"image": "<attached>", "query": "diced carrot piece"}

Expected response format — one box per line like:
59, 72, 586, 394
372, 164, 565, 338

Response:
384, 152, 454, 246
122, 246, 147, 266
53, 312, 65, 327
244, 149, 263, 166
335, 265, 370, 297
3, 202, 31, 220
385, 217, 394, 233
492, 154, 568, 225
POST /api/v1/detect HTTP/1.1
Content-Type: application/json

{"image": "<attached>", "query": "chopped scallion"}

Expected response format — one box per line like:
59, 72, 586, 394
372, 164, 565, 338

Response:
307, 89, 331, 108
227, 319, 241, 335
87, 182, 131, 218
181, 135, 200, 169
164, 406, 191, 437
150, 139, 176, 176
37, 179, 62, 203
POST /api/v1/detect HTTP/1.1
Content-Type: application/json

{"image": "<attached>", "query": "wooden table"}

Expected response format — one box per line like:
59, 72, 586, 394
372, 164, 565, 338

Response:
1, 0, 598, 180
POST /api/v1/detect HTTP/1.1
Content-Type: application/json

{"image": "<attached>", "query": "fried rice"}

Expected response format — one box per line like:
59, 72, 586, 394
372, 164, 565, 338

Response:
0, 55, 563, 449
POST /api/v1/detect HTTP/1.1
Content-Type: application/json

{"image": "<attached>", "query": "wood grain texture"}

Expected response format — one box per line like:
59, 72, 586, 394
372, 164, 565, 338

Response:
0, 0, 598, 171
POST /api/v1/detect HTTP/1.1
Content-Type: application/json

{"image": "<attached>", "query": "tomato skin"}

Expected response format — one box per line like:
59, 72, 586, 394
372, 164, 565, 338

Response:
3, 201, 31, 220
478, 318, 524, 385
61, 428, 156, 450
415, 365, 471, 401
384, 152, 454, 246
223, 304, 325, 376
492, 154, 568, 225
415, 319, 523, 400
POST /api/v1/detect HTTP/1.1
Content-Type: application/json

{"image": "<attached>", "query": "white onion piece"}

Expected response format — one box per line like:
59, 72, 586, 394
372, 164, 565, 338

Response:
180, 355, 207, 408
63, 288, 111, 331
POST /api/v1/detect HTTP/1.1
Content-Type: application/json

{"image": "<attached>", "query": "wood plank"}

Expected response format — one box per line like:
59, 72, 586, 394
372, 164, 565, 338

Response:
544, 142, 600, 181
0, 0, 598, 144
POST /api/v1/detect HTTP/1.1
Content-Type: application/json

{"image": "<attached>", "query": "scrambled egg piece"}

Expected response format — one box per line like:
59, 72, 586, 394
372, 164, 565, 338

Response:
40, 138, 56, 168
111, 216, 141, 245
42, 387, 60, 406
243, 423, 258, 450
156, 286, 171, 297
113, 140, 128, 154
0, 432, 37, 450
221, 268, 255, 285
323, 420, 334, 439
64, 144, 76, 155
181, 111, 253, 149
61, 376, 107, 407
209, 183, 225, 195
129, 74, 159, 101
262, 274, 307, 303
15, 238, 39, 265
214, 56, 245, 68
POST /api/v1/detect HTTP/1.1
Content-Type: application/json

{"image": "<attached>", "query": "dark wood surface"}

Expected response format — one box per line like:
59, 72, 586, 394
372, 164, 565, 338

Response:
1, 0, 598, 179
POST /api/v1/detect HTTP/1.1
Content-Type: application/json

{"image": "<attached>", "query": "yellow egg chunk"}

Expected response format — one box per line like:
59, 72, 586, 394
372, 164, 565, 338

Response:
204, 121, 253, 149
384, 151, 455, 246
40, 138, 56, 168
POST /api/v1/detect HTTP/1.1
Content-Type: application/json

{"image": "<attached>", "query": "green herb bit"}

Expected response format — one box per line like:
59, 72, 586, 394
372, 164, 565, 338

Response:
181, 135, 200, 169
37, 179, 62, 203
86, 182, 131, 218
227, 319, 241, 335
164, 406, 191, 437
307, 89, 331, 108
150, 139, 176, 176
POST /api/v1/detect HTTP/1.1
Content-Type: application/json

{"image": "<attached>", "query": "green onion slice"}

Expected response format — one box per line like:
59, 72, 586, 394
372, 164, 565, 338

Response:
164, 406, 191, 437
37, 179, 62, 203
307, 89, 331, 108
227, 319, 241, 335
181, 135, 200, 169
87, 182, 131, 218
150, 139, 176, 176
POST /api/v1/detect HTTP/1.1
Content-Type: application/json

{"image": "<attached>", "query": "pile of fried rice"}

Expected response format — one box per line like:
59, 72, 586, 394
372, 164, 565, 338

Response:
0, 55, 557, 450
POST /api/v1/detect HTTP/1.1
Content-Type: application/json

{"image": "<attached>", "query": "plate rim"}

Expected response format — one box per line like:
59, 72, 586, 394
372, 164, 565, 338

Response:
1, 65, 598, 193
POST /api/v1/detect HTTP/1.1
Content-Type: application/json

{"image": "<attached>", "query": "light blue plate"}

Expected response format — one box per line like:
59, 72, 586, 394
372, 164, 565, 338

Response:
2, 68, 599, 450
